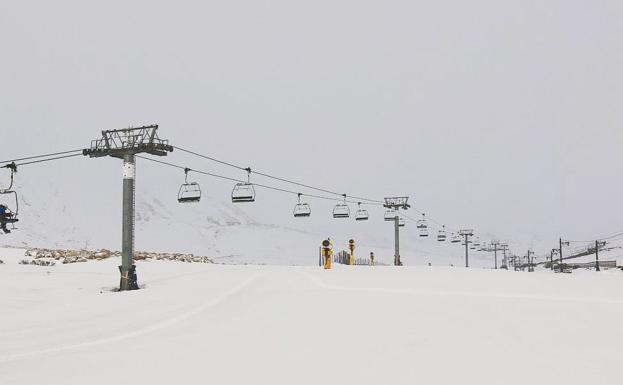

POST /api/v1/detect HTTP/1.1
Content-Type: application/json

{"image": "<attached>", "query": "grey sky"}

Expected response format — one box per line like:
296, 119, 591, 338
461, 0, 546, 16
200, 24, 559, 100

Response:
1, 1, 622, 254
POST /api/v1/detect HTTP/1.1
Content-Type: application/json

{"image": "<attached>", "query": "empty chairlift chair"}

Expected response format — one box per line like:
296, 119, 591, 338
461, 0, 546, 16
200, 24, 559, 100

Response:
437, 226, 447, 242
231, 167, 256, 203
333, 194, 350, 219
355, 202, 369, 221
417, 213, 429, 237
398, 216, 405, 227
177, 168, 202, 203
450, 233, 461, 243
293, 193, 311, 218
384, 209, 398, 221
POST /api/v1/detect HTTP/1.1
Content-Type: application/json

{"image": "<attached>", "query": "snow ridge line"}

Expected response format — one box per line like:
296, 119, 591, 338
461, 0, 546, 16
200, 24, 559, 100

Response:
0, 272, 260, 363
303, 272, 623, 304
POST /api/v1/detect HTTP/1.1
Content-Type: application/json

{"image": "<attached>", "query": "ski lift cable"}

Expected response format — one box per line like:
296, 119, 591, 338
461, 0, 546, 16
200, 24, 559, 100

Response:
562, 231, 623, 244
403, 211, 495, 246
400, 212, 458, 233
0, 149, 84, 164
172, 145, 383, 204
12, 153, 84, 167
401, 212, 491, 247
137, 155, 364, 204
408, 207, 451, 230
1, 148, 483, 238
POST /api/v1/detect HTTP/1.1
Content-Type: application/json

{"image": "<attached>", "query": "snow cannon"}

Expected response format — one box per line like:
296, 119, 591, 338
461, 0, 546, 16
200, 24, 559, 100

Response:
348, 239, 355, 265
322, 239, 333, 270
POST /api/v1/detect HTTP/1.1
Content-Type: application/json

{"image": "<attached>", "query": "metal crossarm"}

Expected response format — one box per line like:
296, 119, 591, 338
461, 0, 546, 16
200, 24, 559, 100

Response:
383, 197, 410, 210
83, 125, 173, 159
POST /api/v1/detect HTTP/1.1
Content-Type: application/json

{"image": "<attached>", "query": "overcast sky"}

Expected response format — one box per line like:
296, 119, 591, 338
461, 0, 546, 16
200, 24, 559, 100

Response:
1, 1, 622, 254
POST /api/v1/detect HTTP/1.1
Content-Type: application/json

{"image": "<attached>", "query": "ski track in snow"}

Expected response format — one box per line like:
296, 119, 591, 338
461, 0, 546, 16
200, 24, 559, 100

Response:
0, 272, 260, 363
303, 271, 623, 304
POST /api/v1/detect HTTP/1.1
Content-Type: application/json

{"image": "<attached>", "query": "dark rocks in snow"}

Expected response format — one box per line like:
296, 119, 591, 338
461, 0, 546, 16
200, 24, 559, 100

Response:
25, 248, 213, 264
19, 259, 56, 266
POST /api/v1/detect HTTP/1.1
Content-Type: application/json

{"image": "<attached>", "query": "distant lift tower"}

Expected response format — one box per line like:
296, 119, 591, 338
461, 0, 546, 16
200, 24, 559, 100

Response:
499, 243, 509, 269
488, 241, 508, 270
489, 241, 500, 269
383, 197, 410, 266
459, 229, 474, 267
84, 125, 173, 291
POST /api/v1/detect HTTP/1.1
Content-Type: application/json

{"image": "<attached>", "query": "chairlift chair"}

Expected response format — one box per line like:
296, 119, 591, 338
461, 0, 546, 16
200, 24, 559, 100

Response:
437, 226, 447, 242
416, 213, 428, 237
384, 209, 398, 221
355, 202, 369, 221
398, 217, 405, 227
231, 167, 256, 203
0, 191, 19, 228
333, 194, 350, 219
293, 193, 311, 218
177, 168, 201, 203
0, 163, 19, 233
416, 213, 428, 229
450, 233, 461, 243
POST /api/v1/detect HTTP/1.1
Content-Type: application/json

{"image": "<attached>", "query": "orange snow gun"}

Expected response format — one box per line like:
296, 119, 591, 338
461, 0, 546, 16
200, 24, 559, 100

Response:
348, 239, 355, 265
322, 239, 333, 270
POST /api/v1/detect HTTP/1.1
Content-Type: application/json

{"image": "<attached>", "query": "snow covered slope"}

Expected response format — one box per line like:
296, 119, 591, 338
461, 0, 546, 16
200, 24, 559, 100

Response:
1, 252, 622, 385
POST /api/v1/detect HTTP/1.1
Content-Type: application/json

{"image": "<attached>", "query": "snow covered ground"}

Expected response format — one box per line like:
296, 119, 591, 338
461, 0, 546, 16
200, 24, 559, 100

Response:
1, 247, 622, 385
